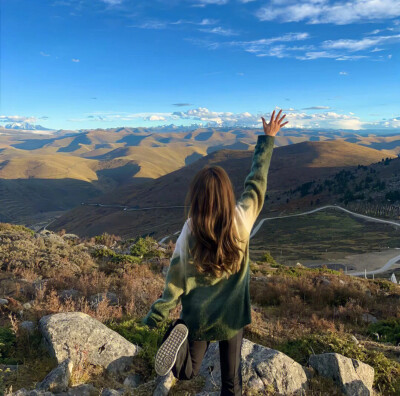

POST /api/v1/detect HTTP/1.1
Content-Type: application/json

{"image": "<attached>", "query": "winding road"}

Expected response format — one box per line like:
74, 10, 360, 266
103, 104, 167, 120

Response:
158, 204, 400, 278
42, 202, 400, 278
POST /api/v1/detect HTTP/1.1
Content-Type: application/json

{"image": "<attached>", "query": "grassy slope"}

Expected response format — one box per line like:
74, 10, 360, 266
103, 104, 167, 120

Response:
1, 223, 400, 395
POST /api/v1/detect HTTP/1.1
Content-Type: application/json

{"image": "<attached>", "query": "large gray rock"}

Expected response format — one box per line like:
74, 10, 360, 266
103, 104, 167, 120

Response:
36, 359, 73, 393
309, 353, 374, 396
198, 338, 308, 395
39, 312, 141, 374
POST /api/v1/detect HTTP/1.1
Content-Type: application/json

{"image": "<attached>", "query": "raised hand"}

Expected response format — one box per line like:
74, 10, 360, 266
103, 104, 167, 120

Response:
261, 109, 288, 137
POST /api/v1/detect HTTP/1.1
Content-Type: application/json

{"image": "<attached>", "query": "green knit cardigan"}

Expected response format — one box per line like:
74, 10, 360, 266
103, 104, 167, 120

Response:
142, 134, 275, 341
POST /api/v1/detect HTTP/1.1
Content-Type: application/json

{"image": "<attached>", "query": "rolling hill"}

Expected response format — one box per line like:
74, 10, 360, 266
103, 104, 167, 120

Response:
49, 139, 395, 238
1, 125, 398, 225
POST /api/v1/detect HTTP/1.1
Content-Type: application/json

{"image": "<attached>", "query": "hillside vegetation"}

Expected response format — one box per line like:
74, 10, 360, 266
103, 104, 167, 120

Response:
1, 223, 400, 394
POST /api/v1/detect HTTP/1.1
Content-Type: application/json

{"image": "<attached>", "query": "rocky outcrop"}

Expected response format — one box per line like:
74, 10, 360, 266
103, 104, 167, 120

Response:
39, 312, 141, 374
309, 353, 374, 396
198, 338, 308, 395
36, 359, 73, 393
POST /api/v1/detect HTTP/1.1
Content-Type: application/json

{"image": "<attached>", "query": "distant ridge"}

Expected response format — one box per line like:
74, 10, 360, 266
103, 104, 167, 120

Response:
49, 139, 395, 238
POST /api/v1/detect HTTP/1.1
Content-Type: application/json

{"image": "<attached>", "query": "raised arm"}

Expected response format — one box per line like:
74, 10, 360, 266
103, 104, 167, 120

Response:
236, 109, 288, 233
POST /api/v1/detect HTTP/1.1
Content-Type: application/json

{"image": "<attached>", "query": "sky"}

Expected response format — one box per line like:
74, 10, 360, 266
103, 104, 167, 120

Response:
1, 0, 400, 131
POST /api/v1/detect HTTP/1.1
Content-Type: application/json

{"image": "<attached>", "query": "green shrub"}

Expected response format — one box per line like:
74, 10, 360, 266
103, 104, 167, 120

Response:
261, 251, 277, 265
368, 318, 400, 345
130, 237, 162, 259
107, 319, 170, 373
0, 327, 17, 364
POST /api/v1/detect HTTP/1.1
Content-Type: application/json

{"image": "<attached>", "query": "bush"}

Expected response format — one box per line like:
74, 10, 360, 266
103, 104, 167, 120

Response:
261, 251, 277, 265
368, 318, 400, 345
130, 237, 162, 259
0, 327, 17, 364
108, 319, 170, 374
93, 233, 121, 247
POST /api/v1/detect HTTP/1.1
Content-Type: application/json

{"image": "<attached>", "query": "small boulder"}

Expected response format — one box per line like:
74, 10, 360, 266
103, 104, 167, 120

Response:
309, 353, 374, 396
62, 234, 80, 242
362, 313, 378, 324
11, 390, 54, 396
36, 359, 73, 393
123, 373, 143, 388
89, 292, 118, 308
199, 338, 308, 395
153, 372, 176, 396
100, 389, 123, 396
59, 289, 79, 301
350, 335, 359, 345
0, 298, 9, 305
20, 321, 36, 334
23, 302, 33, 310
39, 312, 141, 374
62, 384, 96, 396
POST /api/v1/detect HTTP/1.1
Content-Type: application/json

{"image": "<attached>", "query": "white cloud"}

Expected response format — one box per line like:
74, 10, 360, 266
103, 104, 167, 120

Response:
172, 18, 218, 25
132, 18, 218, 30
302, 106, 330, 110
364, 116, 400, 129
40, 51, 50, 57
71, 109, 400, 130
322, 34, 400, 51
0, 115, 37, 123
72, 58, 80, 62
130, 20, 168, 29
194, 0, 229, 5
200, 26, 238, 36
339, 71, 348, 75
239, 0, 257, 2
227, 32, 311, 55
256, 0, 400, 25
191, 28, 396, 61
146, 115, 167, 121
101, 0, 123, 5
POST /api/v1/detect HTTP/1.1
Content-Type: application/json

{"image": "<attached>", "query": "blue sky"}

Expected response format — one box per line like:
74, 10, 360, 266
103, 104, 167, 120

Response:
1, 0, 399, 131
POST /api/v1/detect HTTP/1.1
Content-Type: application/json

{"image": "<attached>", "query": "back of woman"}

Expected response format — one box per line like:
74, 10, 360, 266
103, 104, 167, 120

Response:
142, 109, 288, 396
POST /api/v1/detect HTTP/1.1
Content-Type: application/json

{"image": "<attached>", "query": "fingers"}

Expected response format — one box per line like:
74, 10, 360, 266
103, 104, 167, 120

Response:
269, 110, 275, 123
275, 109, 282, 122
278, 114, 286, 124
261, 116, 267, 128
280, 121, 289, 127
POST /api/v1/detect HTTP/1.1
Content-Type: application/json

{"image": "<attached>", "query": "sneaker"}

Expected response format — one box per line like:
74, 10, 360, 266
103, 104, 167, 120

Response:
155, 323, 189, 376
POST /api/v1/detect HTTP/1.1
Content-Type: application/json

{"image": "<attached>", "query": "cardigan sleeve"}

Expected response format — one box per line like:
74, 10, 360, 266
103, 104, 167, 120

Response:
236, 134, 275, 234
142, 220, 189, 328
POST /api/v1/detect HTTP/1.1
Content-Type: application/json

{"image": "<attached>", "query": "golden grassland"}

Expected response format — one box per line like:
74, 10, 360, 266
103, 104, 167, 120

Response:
1, 223, 400, 395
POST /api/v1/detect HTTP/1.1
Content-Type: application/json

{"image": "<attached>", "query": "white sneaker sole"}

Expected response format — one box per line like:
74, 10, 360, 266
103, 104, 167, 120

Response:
155, 323, 189, 377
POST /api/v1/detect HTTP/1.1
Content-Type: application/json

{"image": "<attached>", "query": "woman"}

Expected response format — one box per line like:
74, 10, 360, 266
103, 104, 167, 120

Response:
142, 109, 288, 395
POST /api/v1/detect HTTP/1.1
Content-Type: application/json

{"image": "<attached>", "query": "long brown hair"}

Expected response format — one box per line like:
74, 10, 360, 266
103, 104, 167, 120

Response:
184, 165, 246, 278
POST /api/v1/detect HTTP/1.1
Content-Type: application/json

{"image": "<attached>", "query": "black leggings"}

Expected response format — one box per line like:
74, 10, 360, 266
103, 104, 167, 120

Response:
162, 319, 243, 396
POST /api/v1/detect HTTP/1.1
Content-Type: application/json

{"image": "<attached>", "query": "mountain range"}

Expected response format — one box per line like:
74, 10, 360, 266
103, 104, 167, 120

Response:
0, 125, 399, 233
